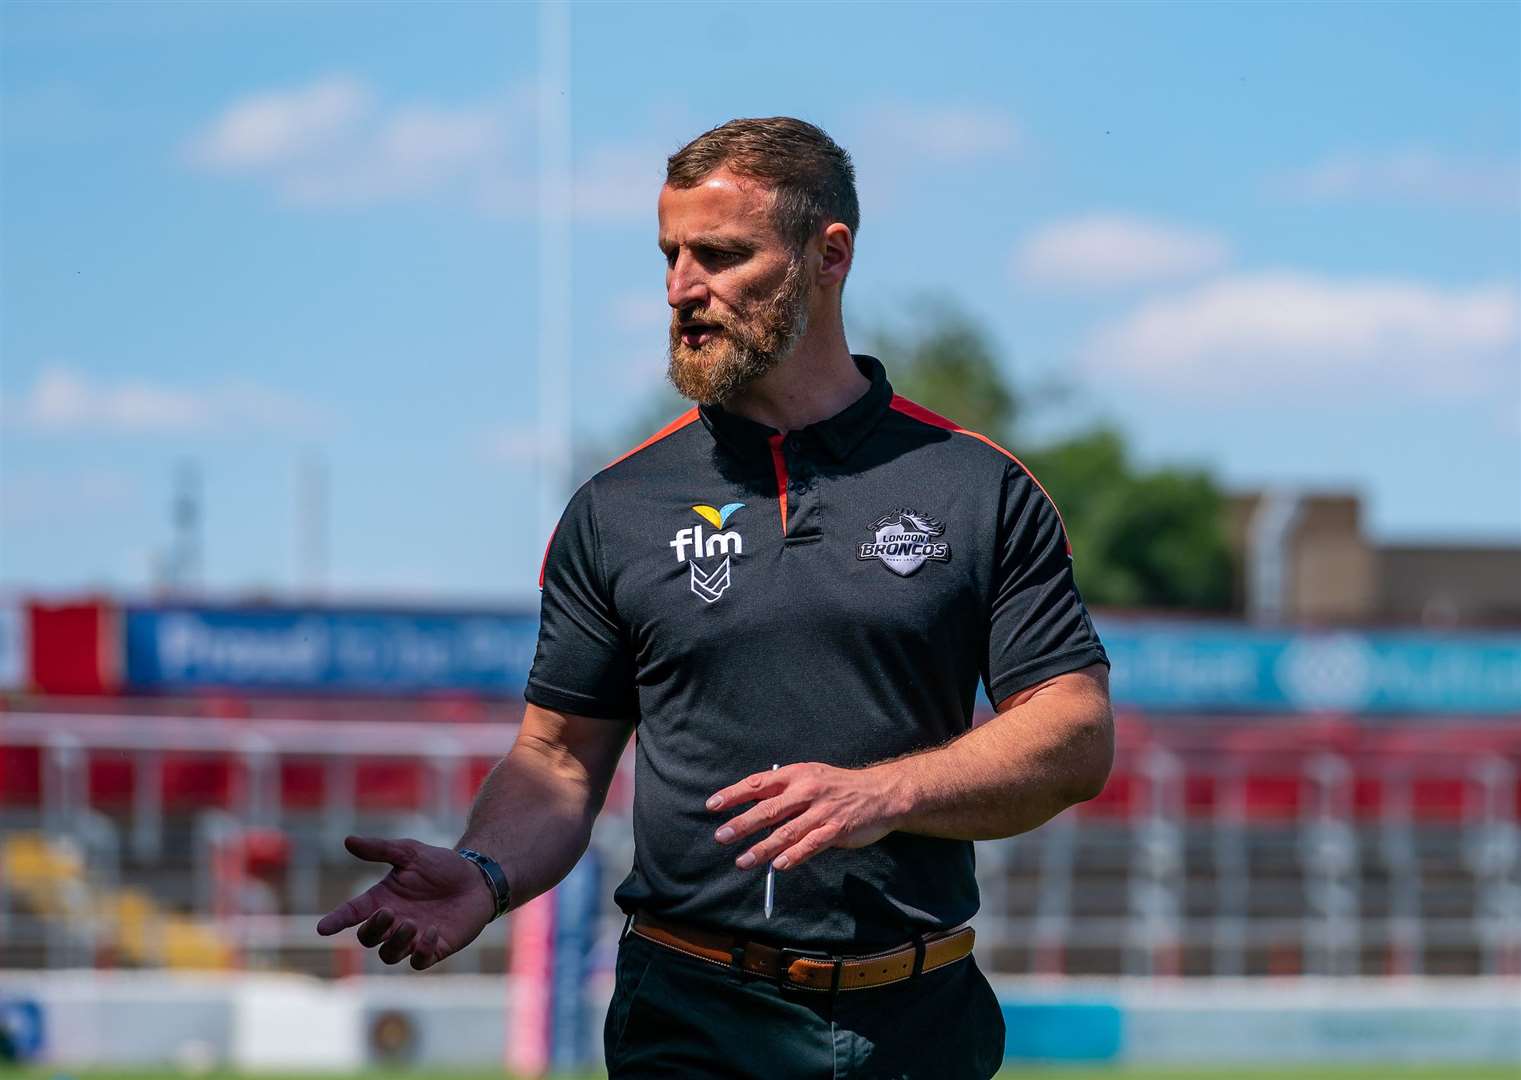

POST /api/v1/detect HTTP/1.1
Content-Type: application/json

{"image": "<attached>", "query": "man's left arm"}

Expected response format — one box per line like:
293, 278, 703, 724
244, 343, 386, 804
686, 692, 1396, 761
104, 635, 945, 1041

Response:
711, 456, 1112, 871
708, 664, 1112, 869
877, 662, 1112, 840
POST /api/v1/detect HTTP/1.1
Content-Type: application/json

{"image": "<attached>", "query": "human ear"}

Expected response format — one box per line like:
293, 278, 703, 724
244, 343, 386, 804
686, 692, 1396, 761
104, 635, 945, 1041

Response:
817, 222, 853, 288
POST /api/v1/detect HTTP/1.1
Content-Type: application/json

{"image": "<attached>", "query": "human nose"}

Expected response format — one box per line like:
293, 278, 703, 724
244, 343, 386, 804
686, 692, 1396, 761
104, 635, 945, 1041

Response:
666, 250, 709, 312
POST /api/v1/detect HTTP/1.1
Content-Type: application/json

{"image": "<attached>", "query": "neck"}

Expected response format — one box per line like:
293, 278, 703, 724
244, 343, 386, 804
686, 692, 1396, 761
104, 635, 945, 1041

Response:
721, 316, 866, 433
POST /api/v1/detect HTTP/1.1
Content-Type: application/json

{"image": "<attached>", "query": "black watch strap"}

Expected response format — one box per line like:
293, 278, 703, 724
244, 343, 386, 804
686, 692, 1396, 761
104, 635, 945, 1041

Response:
457, 848, 512, 920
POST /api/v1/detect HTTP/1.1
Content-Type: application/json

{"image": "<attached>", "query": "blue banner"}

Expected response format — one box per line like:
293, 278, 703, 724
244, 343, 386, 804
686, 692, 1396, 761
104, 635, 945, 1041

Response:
1096, 619, 1521, 714
124, 606, 539, 694
121, 604, 1520, 712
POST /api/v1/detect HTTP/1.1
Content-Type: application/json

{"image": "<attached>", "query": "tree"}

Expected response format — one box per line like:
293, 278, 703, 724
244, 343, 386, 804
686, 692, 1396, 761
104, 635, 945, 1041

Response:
866, 300, 1020, 446
872, 301, 1234, 612
1021, 431, 1233, 611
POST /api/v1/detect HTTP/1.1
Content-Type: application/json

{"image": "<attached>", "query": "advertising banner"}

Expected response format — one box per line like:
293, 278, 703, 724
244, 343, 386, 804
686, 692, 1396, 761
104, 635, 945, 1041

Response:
117, 604, 1520, 712
26, 600, 118, 695
1098, 619, 1521, 714
124, 606, 538, 695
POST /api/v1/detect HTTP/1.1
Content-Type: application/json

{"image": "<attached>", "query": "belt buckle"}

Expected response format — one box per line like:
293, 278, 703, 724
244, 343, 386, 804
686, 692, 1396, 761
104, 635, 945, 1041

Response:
775, 945, 841, 992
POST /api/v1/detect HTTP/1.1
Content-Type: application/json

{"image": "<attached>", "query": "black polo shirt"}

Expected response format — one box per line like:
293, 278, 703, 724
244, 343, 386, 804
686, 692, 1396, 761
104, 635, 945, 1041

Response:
526, 354, 1108, 949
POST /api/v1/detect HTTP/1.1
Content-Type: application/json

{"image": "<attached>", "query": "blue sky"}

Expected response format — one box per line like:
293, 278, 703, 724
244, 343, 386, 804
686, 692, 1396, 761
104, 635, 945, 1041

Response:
3, 0, 1518, 603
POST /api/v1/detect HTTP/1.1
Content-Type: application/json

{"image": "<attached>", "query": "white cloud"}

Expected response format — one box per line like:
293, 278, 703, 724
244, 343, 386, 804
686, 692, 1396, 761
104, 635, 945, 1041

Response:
11, 366, 328, 435
1013, 214, 1231, 289
188, 75, 371, 170
185, 74, 520, 210
1272, 148, 1521, 211
1083, 273, 1519, 402
186, 74, 671, 220
186, 85, 1025, 223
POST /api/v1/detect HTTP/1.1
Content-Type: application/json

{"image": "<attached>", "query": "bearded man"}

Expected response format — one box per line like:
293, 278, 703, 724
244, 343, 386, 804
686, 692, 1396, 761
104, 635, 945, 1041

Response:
319, 117, 1113, 1079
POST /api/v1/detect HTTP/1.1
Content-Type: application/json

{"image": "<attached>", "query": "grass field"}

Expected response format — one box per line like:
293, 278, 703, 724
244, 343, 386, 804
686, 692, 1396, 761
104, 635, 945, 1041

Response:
11, 1068, 1520, 1080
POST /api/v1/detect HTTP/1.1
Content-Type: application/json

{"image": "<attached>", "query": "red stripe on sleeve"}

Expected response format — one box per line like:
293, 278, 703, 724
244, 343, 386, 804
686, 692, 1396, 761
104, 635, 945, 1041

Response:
537, 524, 558, 591
538, 409, 700, 589
888, 395, 1071, 554
606, 408, 701, 468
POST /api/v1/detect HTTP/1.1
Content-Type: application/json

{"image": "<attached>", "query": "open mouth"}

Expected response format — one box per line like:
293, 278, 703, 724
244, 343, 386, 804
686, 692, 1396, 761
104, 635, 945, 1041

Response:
679, 322, 722, 347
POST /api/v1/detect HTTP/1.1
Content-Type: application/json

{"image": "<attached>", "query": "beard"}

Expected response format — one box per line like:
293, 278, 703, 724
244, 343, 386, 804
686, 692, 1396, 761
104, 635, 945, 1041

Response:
666, 254, 812, 406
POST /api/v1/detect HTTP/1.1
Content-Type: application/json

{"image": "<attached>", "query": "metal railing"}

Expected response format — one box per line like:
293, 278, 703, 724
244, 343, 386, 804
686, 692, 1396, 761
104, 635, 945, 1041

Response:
3, 711, 1519, 978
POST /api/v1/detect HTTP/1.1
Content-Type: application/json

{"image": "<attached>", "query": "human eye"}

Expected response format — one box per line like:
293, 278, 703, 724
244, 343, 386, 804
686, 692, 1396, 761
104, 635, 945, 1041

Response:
697, 246, 744, 269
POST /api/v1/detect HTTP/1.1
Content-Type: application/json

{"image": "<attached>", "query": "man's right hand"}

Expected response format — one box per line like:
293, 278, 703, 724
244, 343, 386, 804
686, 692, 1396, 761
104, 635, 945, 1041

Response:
316, 835, 497, 970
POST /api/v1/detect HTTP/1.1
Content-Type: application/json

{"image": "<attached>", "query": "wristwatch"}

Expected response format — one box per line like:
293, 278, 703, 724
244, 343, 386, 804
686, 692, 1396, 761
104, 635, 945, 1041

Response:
457, 848, 512, 920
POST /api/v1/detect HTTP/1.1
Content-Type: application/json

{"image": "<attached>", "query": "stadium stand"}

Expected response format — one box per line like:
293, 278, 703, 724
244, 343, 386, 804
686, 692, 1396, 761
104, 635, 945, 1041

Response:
3, 598, 1517, 984
3, 698, 1517, 980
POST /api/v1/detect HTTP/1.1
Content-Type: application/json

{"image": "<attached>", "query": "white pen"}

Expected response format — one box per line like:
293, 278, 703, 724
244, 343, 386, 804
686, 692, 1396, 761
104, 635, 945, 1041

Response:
763, 763, 778, 918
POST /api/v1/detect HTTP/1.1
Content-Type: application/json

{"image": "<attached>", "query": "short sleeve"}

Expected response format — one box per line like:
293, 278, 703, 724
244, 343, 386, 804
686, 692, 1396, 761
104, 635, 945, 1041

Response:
525, 480, 639, 720
983, 460, 1109, 706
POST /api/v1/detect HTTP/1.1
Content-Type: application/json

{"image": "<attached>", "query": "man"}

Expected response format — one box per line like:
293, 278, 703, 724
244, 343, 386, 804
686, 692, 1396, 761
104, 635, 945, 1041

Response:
319, 117, 1113, 1079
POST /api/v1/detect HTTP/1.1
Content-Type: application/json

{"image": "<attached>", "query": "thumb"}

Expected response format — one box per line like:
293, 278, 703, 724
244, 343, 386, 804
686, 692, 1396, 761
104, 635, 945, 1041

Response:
344, 835, 410, 865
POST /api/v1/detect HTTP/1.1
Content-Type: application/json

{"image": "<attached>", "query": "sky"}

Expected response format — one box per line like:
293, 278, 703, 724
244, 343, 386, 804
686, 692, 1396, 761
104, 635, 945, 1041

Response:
3, 0, 1518, 605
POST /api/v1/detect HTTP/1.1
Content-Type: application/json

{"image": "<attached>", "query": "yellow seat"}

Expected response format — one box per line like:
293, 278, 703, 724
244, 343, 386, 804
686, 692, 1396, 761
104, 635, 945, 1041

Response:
1, 833, 235, 970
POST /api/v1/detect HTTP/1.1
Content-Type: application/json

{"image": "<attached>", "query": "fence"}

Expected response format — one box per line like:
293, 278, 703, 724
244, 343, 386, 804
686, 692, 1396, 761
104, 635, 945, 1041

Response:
2, 709, 1519, 979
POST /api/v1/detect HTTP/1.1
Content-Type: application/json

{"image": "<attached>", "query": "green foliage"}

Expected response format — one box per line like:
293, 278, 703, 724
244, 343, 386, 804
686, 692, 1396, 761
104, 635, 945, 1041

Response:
1022, 432, 1234, 611
872, 302, 1234, 612
867, 303, 1020, 447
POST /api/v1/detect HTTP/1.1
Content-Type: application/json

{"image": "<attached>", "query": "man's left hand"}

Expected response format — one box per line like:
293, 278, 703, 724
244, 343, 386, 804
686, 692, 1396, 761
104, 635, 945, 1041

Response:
706, 763, 901, 871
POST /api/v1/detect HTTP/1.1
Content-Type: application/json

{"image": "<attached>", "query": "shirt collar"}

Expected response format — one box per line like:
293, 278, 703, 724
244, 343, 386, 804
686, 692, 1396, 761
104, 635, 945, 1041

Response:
698, 354, 893, 462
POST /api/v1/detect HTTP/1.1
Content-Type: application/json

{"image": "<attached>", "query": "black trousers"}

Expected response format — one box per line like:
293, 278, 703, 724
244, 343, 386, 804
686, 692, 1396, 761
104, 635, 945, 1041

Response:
603, 926, 1007, 1079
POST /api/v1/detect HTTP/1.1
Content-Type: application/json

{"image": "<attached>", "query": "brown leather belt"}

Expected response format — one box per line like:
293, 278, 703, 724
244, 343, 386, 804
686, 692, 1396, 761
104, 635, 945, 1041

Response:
627, 912, 975, 992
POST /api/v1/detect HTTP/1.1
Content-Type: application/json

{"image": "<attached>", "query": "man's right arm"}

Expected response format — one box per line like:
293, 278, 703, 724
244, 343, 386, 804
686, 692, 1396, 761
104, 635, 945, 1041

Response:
458, 703, 634, 909
316, 703, 632, 969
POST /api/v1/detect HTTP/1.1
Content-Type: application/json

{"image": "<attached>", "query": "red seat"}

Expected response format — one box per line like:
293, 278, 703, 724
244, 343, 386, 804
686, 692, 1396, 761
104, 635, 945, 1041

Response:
0, 747, 41, 806
88, 753, 136, 808
1079, 768, 1137, 817
354, 759, 425, 811
279, 760, 327, 811
162, 753, 236, 810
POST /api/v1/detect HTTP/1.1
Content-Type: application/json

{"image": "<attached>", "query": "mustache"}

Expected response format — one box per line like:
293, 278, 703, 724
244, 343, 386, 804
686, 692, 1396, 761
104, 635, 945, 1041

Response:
673, 306, 734, 331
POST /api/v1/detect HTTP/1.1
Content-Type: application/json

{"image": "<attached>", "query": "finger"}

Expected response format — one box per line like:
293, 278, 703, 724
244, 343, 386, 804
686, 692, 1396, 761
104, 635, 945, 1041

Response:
317, 890, 380, 936
355, 907, 395, 949
345, 835, 411, 865
772, 817, 845, 871
714, 793, 808, 847
706, 764, 800, 811
410, 925, 440, 971
379, 920, 418, 965
736, 808, 829, 870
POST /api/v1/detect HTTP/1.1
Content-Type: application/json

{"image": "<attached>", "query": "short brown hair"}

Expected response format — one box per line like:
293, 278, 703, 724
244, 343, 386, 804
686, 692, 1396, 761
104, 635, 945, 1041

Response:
666, 117, 859, 253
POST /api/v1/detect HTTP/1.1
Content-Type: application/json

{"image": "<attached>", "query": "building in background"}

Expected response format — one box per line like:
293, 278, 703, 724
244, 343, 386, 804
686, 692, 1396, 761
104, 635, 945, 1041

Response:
1230, 490, 1521, 627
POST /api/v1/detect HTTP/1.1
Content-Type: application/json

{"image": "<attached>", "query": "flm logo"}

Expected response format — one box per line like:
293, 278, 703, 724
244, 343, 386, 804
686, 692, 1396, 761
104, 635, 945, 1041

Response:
670, 502, 745, 603
857, 507, 950, 577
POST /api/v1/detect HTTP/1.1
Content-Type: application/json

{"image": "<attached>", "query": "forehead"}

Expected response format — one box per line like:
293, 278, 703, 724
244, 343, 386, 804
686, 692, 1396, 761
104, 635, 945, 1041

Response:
657, 168, 782, 245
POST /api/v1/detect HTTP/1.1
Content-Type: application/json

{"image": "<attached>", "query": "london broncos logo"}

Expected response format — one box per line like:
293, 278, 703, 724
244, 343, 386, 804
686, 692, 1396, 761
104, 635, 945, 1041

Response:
670, 502, 745, 603
857, 507, 951, 577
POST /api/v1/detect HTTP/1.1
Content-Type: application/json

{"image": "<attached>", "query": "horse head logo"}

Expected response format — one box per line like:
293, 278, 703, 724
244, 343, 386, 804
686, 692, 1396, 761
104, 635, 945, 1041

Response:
859, 507, 951, 577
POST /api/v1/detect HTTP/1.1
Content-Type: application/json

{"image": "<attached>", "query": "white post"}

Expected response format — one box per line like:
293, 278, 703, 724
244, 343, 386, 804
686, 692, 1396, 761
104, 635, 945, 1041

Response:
536, 0, 573, 548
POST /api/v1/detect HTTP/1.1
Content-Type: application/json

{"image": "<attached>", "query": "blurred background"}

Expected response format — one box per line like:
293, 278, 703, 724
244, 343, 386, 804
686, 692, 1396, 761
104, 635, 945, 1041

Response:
1, 1, 1518, 1077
